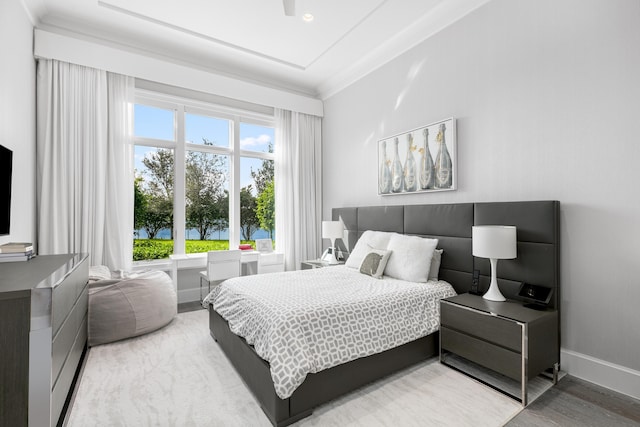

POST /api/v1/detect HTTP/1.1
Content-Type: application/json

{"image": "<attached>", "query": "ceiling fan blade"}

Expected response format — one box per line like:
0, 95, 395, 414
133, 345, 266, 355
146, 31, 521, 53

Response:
283, 0, 295, 16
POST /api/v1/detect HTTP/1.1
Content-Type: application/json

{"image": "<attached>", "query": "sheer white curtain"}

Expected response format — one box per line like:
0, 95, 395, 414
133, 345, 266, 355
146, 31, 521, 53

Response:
36, 59, 134, 270
274, 109, 322, 271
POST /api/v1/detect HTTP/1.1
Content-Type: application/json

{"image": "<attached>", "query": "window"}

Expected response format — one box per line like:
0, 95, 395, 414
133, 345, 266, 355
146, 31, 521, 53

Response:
240, 123, 275, 242
133, 93, 275, 261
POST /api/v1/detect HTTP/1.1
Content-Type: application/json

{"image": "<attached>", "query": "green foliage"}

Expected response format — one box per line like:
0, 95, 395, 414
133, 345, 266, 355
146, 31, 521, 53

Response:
133, 139, 275, 261
142, 149, 174, 198
256, 180, 275, 237
185, 148, 228, 240
133, 239, 174, 261
143, 195, 173, 240
251, 145, 275, 238
136, 143, 229, 243
184, 240, 229, 254
136, 148, 174, 239
133, 176, 147, 233
209, 191, 229, 240
250, 144, 274, 194
240, 186, 258, 240
133, 239, 257, 261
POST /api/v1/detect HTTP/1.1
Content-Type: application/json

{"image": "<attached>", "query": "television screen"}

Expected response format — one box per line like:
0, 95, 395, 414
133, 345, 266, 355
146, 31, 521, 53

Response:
0, 144, 12, 236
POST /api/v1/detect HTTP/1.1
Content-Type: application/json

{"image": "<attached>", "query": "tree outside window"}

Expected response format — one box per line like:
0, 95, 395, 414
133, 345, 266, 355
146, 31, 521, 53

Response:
132, 100, 275, 261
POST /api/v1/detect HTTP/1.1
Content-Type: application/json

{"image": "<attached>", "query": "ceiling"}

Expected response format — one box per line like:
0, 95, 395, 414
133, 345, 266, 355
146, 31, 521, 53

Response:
22, 0, 490, 99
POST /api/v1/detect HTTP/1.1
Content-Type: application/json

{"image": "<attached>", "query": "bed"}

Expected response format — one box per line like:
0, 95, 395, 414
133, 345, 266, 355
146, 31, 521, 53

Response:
207, 201, 560, 426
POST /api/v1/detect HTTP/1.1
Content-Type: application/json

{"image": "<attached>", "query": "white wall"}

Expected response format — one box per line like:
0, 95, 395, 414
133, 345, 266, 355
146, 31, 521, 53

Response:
323, 0, 640, 398
0, 0, 36, 246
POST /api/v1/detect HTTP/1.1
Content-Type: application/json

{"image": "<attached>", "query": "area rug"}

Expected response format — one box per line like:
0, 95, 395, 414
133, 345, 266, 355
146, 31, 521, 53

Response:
67, 310, 552, 426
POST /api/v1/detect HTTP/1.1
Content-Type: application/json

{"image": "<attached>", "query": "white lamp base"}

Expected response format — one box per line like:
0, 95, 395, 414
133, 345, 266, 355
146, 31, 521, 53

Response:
322, 238, 339, 264
482, 258, 506, 302
325, 248, 339, 264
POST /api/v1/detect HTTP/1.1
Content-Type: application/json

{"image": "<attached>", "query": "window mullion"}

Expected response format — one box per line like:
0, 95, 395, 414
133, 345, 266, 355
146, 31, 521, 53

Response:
134, 137, 176, 149
185, 142, 232, 156
229, 117, 241, 249
174, 105, 186, 254
238, 150, 275, 161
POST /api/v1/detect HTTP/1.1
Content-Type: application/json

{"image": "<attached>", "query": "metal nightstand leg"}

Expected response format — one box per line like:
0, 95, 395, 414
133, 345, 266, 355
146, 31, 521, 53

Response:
521, 322, 528, 406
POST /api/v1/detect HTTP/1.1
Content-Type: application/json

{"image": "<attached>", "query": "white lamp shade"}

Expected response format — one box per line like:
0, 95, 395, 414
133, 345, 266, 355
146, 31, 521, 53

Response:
472, 226, 517, 259
322, 221, 344, 240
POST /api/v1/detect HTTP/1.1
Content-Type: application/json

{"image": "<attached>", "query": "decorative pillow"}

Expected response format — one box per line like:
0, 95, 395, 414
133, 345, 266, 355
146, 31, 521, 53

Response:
429, 249, 443, 281
345, 230, 395, 269
359, 249, 392, 279
384, 234, 438, 282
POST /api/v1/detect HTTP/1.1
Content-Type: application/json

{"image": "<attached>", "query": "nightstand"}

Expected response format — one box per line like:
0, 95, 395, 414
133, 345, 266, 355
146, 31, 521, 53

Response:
300, 260, 344, 270
440, 293, 559, 405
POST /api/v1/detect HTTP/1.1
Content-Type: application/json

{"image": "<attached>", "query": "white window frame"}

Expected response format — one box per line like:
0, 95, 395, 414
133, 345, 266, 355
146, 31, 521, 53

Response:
133, 89, 275, 259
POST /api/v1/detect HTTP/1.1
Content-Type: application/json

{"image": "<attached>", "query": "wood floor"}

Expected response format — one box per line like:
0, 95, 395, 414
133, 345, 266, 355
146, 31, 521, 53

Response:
180, 303, 640, 426
508, 375, 640, 426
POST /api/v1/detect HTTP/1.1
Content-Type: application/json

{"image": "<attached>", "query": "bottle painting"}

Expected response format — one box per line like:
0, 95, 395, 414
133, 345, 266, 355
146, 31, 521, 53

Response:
404, 134, 417, 192
419, 128, 435, 189
434, 123, 453, 189
391, 137, 404, 193
379, 140, 392, 194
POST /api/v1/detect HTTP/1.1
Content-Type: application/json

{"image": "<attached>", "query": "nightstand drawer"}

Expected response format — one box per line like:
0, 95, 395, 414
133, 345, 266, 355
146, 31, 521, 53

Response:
441, 302, 522, 352
441, 326, 521, 380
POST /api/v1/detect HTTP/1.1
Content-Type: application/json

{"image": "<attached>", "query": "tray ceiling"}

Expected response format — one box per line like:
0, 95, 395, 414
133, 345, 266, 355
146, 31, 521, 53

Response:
22, 0, 491, 99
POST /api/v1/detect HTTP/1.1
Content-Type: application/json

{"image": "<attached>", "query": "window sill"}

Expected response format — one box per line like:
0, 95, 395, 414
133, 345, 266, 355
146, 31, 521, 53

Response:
132, 259, 172, 272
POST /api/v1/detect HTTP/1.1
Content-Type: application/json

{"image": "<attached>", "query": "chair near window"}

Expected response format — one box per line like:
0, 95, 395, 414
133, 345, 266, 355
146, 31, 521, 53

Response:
199, 250, 242, 301
257, 252, 285, 274
255, 238, 285, 274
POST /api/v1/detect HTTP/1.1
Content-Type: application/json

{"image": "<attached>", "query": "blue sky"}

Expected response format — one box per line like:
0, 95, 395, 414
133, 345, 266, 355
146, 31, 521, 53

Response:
134, 104, 274, 191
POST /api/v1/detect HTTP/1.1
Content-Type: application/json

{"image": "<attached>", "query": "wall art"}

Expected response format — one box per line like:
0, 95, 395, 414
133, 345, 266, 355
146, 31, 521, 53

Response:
378, 117, 456, 195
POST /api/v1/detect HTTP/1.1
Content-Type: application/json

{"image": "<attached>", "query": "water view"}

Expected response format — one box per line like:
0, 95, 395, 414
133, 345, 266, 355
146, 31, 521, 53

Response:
135, 228, 272, 240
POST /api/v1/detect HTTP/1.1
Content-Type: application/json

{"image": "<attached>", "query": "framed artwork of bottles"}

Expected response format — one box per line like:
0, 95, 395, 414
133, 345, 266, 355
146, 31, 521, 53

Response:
378, 117, 456, 195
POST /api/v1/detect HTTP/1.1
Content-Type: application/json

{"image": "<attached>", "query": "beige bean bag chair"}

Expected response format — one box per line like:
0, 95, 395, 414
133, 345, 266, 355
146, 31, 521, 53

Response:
88, 269, 177, 346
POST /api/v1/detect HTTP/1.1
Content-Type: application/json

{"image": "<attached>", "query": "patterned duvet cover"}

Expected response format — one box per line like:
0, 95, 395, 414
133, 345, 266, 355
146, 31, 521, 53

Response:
203, 266, 456, 399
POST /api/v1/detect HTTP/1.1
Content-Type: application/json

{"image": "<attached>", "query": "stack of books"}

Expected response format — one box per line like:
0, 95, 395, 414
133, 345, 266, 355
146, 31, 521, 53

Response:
0, 242, 34, 262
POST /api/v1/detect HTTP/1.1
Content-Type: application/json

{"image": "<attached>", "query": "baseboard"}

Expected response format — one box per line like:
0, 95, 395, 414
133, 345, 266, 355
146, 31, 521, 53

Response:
561, 348, 640, 400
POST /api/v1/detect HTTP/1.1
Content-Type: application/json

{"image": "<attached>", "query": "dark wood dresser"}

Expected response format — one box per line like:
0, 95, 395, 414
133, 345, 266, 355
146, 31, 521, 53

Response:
0, 254, 89, 427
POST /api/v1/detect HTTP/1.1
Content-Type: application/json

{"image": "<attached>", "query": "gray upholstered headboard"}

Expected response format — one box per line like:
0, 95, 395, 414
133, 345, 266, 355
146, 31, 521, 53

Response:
332, 201, 560, 310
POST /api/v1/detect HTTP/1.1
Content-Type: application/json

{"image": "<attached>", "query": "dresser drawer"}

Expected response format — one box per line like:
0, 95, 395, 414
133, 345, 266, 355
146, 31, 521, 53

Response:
441, 326, 521, 380
52, 283, 88, 387
51, 316, 87, 425
52, 257, 89, 336
441, 301, 522, 352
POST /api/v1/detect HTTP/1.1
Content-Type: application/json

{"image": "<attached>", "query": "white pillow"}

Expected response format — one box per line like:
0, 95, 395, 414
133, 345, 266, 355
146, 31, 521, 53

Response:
429, 249, 443, 281
359, 248, 392, 279
345, 230, 395, 269
384, 234, 438, 282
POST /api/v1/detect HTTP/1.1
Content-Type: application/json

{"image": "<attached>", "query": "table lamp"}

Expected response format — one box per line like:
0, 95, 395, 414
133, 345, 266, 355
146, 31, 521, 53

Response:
472, 225, 517, 301
321, 221, 344, 264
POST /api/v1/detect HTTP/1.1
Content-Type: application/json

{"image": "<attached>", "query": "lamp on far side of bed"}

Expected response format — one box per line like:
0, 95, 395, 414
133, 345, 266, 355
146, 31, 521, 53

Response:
472, 225, 517, 302
321, 221, 344, 264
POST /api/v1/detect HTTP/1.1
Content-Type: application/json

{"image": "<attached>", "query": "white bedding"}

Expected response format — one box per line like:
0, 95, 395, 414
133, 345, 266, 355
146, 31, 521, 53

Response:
203, 266, 456, 399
